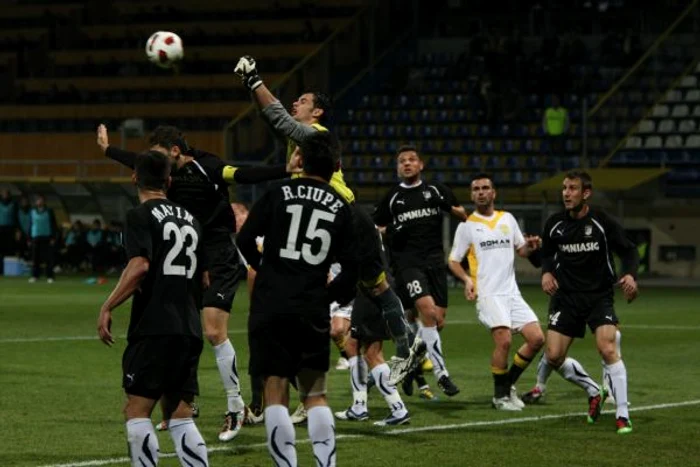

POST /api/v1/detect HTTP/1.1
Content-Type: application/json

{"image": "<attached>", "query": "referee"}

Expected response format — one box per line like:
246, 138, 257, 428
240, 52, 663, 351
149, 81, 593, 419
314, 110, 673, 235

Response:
540, 170, 638, 435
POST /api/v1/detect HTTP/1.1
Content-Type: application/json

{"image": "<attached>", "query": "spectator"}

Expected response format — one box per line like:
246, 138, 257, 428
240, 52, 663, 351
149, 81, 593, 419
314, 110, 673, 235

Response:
104, 221, 124, 272
85, 219, 105, 273
16, 195, 32, 261
61, 220, 86, 272
0, 189, 17, 275
28, 195, 58, 283
542, 94, 570, 170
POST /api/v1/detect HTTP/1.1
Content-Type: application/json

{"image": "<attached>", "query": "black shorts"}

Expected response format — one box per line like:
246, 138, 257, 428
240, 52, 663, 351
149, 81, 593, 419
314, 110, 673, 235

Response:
122, 336, 203, 399
248, 312, 330, 379
351, 290, 391, 343
547, 289, 618, 338
397, 265, 448, 308
203, 242, 246, 311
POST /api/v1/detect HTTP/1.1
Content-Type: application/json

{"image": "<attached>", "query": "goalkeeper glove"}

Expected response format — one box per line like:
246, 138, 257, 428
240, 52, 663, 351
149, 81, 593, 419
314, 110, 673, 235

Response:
234, 55, 263, 91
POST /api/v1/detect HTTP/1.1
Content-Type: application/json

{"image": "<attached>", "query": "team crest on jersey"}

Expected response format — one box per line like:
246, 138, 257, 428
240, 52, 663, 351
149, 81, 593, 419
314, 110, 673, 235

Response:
423, 190, 432, 201
499, 223, 510, 235
584, 224, 593, 237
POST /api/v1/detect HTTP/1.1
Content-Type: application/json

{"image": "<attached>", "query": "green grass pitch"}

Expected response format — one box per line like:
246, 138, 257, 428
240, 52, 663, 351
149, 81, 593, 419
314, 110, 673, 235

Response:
1, 277, 699, 466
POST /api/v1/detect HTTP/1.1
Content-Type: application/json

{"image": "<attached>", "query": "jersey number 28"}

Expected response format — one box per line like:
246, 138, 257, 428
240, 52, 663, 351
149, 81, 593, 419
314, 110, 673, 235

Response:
280, 205, 335, 265
163, 222, 199, 279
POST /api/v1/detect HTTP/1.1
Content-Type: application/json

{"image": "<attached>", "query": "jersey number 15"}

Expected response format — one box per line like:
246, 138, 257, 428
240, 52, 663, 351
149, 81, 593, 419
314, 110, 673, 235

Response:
279, 205, 335, 265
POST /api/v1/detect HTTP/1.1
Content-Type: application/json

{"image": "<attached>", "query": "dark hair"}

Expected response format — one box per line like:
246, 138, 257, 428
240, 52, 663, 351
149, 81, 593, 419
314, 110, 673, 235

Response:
396, 144, 420, 158
307, 90, 333, 125
471, 172, 494, 187
135, 150, 171, 191
565, 169, 593, 190
299, 131, 340, 182
148, 125, 189, 153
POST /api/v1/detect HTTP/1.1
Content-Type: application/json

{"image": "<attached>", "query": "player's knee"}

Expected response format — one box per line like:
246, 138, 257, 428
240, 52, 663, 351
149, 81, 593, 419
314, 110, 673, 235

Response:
493, 330, 512, 352
528, 332, 545, 352
204, 328, 226, 346
598, 344, 618, 364
545, 351, 565, 369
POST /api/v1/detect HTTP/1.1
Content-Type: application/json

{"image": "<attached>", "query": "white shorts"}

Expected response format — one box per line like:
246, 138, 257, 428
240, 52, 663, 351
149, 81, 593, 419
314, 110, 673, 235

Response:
330, 300, 353, 320
476, 295, 538, 332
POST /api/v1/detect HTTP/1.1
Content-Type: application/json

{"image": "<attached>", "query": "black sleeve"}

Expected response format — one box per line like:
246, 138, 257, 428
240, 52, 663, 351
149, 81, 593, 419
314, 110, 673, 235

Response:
124, 209, 153, 261
373, 188, 394, 226
233, 165, 288, 184
540, 215, 558, 275
237, 191, 271, 270
105, 146, 137, 169
435, 182, 460, 211
527, 249, 542, 268
602, 212, 640, 279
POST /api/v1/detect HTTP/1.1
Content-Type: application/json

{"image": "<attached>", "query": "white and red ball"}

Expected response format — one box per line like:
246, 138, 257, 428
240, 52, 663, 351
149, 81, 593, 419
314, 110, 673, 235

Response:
145, 31, 184, 69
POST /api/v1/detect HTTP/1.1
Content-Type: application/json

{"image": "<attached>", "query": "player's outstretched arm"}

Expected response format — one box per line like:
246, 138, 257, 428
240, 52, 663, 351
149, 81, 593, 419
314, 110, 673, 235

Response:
97, 124, 137, 169
235, 55, 317, 143
97, 256, 150, 346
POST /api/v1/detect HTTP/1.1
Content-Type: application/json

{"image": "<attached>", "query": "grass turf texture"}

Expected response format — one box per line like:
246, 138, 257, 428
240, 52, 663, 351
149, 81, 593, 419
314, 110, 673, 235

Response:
1, 277, 699, 466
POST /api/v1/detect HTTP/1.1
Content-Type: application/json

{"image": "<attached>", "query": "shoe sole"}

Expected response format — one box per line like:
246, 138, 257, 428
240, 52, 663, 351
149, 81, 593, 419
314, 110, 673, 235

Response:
617, 427, 633, 434
218, 430, 241, 442
373, 417, 410, 426
334, 412, 369, 421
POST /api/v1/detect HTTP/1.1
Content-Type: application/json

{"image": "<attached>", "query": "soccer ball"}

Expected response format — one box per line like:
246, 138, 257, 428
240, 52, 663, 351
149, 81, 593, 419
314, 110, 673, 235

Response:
145, 31, 184, 69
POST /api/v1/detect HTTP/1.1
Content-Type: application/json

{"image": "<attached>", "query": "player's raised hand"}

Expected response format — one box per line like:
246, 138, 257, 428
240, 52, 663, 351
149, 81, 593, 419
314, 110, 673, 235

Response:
541, 272, 559, 296
618, 274, 638, 303
234, 55, 263, 91
97, 124, 109, 152
464, 277, 476, 301
97, 308, 114, 347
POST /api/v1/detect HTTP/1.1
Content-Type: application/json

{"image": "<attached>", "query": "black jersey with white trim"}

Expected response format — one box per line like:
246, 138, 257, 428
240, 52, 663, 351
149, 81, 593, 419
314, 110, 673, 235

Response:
541, 207, 639, 292
374, 180, 459, 269
124, 199, 205, 341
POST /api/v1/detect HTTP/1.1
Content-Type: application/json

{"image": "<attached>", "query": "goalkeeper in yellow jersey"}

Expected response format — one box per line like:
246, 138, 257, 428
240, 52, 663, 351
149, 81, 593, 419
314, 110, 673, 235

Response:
234, 55, 354, 204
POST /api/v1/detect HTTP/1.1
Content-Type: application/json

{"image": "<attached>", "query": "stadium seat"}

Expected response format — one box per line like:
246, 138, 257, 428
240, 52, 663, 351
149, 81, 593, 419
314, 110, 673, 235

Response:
685, 89, 700, 102
665, 135, 683, 148
644, 136, 663, 148
684, 135, 700, 148
679, 119, 697, 133
664, 90, 683, 102
651, 105, 670, 117
671, 104, 689, 118
693, 105, 700, 117
680, 75, 697, 88
657, 119, 676, 133
637, 119, 655, 134
625, 136, 643, 149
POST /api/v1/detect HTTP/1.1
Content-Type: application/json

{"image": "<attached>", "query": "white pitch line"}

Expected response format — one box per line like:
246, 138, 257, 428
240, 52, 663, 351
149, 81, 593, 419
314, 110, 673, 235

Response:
38, 399, 700, 467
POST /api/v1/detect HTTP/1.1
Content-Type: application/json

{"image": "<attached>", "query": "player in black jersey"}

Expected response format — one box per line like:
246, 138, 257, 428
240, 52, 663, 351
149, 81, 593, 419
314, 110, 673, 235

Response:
538, 170, 638, 434
97, 151, 209, 467
237, 131, 357, 467
374, 145, 467, 397
97, 124, 298, 441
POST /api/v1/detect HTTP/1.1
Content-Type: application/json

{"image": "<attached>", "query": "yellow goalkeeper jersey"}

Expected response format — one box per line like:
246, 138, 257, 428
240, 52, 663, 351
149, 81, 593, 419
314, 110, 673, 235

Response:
287, 123, 355, 204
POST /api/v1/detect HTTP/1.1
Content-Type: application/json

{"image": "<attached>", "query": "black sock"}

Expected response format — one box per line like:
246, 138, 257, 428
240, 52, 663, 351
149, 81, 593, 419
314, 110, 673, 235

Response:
492, 367, 510, 398
508, 352, 534, 386
415, 368, 428, 388
375, 287, 410, 358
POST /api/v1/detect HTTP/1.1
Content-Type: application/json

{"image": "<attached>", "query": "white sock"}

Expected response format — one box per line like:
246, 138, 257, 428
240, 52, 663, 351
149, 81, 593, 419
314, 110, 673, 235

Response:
265, 405, 297, 467
126, 418, 159, 467
308, 406, 336, 467
371, 363, 407, 418
420, 326, 449, 379
213, 339, 245, 412
169, 418, 208, 467
602, 330, 623, 394
605, 359, 630, 419
556, 357, 600, 398
348, 356, 368, 413
536, 355, 553, 391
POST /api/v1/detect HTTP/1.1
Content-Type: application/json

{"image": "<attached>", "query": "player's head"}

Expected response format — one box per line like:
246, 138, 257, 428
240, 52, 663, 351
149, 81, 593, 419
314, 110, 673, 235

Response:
148, 125, 189, 168
562, 169, 592, 212
292, 91, 332, 125
298, 131, 340, 182
133, 150, 172, 193
470, 173, 496, 209
396, 145, 423, 182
